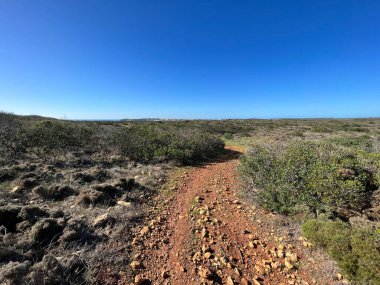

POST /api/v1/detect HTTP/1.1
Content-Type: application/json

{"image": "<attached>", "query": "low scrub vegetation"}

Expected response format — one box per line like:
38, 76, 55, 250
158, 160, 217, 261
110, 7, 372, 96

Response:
302, 219, 380, 284
0, 112, 224, 166
239, 140, 380, 284
239, 141, 379, 215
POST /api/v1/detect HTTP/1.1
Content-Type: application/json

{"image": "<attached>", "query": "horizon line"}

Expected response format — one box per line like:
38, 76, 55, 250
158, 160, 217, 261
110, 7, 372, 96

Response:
3, 111, 380, 122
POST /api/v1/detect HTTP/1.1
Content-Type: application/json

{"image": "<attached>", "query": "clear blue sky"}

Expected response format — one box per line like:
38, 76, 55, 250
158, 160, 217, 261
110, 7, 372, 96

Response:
1, 1, 379, 119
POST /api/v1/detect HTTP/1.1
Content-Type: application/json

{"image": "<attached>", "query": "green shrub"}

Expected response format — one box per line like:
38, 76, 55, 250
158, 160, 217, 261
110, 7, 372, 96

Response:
0, 113, 26, 163
25, 120, 97, 160
113, 125, 224, 164
302, 219, 380, 284
328, 136, 373, 152
239, 142, 379, 215
223, 132, 233, 140
347, 127, 370, 133
311, 125, 333, 133
113, 126, 168, 162
167, 128, 224, 164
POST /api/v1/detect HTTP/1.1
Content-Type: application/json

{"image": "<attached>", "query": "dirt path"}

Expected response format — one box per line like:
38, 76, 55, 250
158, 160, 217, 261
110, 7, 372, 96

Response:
128, 146, 340, 285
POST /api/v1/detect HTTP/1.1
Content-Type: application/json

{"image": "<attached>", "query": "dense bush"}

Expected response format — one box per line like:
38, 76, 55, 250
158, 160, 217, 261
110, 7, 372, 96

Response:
0, 113, 26, 163
302, 219, 380, 284
223, 132, 233, 140
114, 125, 224, 164
0, 114, 102, 163
239, 142, 379, 215
328, 135, 373, 152
25, 120, 97, 160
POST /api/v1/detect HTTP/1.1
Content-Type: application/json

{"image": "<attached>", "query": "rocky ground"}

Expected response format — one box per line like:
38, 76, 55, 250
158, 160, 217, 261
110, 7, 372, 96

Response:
125, 146, 348, 285
0, 159, 167, 284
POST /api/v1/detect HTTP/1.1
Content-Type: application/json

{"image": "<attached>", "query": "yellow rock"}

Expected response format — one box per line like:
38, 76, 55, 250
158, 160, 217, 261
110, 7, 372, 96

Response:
199, 267, 213, 279
271, 261, 279, 269
117, 200, 132, 207
192, 251, 202, 263
134, 274, 149, 285
303, 241, 312, 247
130, 260, 143, 270
254, 265, 263, 274
284, 259, 294, 269
226, 276, 235, 285
201, 228, 209, 238
202, 244, 210, 253
140, 226, 150, 236
161, 270, 170, 279
287, 253, 298, 263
